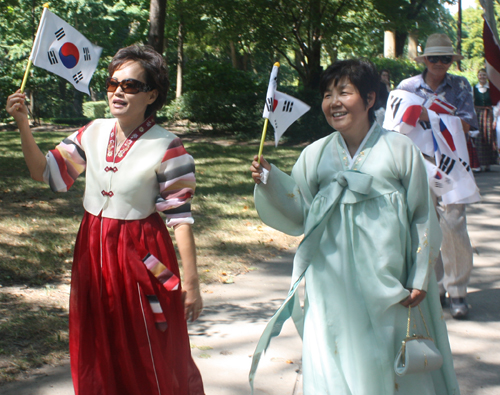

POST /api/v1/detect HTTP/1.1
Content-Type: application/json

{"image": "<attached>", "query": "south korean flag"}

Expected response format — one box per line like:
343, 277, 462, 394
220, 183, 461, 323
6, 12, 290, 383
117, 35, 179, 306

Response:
384, 90, 480, 204
30, 8, 102, 95
263, 63, 311, 146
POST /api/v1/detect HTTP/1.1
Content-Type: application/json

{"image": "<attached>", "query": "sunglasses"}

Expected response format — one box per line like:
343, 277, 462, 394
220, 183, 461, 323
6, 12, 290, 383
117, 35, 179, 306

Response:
106, 78, 152, 94
426, 55, 453, 65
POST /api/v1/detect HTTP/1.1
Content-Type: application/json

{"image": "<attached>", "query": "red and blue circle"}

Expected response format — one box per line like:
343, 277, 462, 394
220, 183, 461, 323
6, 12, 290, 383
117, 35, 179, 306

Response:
59, 43, 80, 69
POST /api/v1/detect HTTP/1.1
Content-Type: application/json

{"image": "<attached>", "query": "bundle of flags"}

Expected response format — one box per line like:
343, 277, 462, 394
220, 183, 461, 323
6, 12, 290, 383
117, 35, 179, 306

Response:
423, 95, 456, 116
28, 7, 102, 95
383, 89, 480, 205
262, 63, 310, 146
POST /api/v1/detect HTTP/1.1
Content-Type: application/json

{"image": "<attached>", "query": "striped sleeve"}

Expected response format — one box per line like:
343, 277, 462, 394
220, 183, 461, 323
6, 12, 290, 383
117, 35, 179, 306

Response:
156, 137, 196, 227
43, 123, 89, 192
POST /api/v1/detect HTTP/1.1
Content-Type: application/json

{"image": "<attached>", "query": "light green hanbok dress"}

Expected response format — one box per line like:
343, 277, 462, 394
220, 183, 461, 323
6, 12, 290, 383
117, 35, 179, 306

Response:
250, 124, 460, 395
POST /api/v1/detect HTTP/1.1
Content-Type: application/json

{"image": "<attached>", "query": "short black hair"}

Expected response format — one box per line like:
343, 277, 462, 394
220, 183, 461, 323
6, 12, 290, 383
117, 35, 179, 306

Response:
109, 45, 169, 118
319, 59, 379, 123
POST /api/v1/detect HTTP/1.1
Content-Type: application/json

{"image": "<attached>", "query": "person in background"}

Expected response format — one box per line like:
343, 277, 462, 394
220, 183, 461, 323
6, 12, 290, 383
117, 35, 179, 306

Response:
6, 45, 205, 395
374, 69, 392, 126
473, 68, 498, 172
378, 69, 392, 108
396, 33, 479, 319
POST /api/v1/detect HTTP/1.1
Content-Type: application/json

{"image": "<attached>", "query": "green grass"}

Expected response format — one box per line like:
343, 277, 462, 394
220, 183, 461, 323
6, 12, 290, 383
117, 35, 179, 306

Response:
0, 131, 83, 286
0, 127, 302, 382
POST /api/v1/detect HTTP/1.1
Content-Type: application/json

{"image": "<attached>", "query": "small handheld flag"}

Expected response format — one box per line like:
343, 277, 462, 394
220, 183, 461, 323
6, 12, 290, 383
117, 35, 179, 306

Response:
21, 6, 102, 95
423, 95, 457, 115
257, 63, 311, 159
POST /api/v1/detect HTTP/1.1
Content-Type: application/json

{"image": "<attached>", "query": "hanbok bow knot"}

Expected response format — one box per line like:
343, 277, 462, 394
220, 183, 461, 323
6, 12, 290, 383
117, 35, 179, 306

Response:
334, 170, 373, 195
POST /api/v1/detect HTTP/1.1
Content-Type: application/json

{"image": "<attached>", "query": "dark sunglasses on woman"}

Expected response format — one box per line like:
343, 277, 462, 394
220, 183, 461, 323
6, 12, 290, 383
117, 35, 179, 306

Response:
106, 78, 152, 94
426, 55, 453, 65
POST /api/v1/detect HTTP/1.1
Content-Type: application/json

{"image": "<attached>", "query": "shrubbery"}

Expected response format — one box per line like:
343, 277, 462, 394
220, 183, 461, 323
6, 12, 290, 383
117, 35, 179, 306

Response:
371, 57, 424, 87
160, 60, 265, 137
48, 117, 92, 126
83, 101, 108, 119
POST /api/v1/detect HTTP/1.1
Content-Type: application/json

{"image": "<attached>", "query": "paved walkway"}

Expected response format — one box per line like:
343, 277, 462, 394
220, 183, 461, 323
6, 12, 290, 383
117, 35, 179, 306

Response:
1, 167, 499, 395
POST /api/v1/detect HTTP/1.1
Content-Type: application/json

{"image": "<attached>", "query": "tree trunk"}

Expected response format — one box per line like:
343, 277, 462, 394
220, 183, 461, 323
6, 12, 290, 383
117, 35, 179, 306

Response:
304, 0, 323, 90
176, 20, 184, 98
324, 45, 338, 64
26, 89, 38, 125
305, 47, 322, 90
243, 51, 249, 71
148, 0, 167, 55
73, 91, 84, 117
408, 31, 418, 60
384, 30, 396, 58
230, 41, 238, 68
395, 31, 408, 58
457, 0, 462, 71
58, 80, 66, 117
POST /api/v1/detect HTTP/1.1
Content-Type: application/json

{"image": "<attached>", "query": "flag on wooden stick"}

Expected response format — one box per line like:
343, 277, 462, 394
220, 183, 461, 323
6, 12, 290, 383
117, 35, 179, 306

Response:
29, 7, 102, 95
262, 63, 311, 146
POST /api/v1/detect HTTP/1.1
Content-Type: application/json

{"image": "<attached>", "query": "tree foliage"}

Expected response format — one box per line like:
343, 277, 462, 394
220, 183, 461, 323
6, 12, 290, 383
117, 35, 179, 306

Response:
372, 0, 455, 57
2, 0, 489, 142
0, 0, 149, 120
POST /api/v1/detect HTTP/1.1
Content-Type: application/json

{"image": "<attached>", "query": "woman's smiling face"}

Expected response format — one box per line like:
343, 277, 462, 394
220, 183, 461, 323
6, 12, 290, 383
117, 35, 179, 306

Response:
321, 77, 374, 135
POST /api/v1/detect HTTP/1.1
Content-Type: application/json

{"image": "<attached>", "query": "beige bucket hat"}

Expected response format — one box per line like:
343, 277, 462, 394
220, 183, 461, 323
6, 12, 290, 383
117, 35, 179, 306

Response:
414, 33, 464, 63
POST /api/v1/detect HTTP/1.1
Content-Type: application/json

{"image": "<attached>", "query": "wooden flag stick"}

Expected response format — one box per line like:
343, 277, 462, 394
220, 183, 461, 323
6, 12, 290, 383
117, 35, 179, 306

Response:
257, 62, 279, 160
20, 4, 49, 93
19, 60, 32, 94
257, 118, 269, 161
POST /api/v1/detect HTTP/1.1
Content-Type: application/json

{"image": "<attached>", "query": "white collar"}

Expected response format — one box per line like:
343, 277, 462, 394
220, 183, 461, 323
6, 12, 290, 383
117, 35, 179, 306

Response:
476, 82, 489, 93
340, 122, 377, 168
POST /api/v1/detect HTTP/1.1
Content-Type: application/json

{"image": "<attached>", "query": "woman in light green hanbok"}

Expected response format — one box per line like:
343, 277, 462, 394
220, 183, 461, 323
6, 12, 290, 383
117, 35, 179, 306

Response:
250, 59, 460, 395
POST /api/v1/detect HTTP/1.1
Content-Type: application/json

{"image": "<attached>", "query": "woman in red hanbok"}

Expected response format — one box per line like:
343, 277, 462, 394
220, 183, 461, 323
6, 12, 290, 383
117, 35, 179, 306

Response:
6, 45, 205, 395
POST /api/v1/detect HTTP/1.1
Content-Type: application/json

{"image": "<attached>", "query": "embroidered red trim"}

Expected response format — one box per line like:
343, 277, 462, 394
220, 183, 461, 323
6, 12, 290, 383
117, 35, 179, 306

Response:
105, 117, 156, 163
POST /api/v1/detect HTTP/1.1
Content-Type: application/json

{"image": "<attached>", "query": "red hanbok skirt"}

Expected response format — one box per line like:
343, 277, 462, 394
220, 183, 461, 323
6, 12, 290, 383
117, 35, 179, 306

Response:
69, 211, 204, 395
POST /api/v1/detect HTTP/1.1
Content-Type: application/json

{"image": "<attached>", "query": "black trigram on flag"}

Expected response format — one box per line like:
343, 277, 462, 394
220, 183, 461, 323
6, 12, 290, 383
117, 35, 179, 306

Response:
439, 154, 456, 175
47, 50, 58, 65
390, 96, 402, 118
282, 100, 294, 112
55, 28, 65, 40
266, 97, 273, 112
73, 71, 84, 84
419, 121, 431, 130
459, 157, 471, 172
83, 47, 91, 61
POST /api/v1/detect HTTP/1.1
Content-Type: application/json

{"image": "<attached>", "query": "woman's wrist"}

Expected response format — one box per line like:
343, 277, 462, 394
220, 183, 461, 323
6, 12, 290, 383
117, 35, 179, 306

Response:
16, 117, 31, 132
183, 275, 200, 289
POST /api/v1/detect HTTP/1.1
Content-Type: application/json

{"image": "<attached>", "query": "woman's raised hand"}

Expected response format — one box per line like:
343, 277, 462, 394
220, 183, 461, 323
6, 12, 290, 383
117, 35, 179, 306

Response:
250, 155, 271, 184
6, 90, 29, 122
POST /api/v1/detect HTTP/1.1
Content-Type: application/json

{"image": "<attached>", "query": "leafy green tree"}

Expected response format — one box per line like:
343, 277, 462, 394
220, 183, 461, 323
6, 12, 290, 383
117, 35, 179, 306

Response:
1, 0, 149, 121
458, 6, 485, 66
446, 1, 500, 82
372, 0, 455, 57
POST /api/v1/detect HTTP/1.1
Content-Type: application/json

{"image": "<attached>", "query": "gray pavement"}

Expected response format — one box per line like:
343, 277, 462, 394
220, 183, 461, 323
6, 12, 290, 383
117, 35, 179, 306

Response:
1, 167, 500, 395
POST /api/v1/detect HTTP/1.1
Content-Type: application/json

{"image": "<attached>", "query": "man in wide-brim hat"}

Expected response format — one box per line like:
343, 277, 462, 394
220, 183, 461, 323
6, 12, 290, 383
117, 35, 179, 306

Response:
414, 33, 464, 63
395, 33, 479, 319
